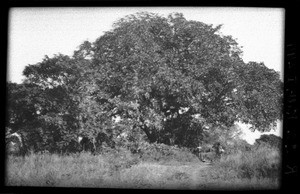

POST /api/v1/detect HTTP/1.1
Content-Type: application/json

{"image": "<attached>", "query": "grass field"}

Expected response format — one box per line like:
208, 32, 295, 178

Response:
5, 146, 281, 190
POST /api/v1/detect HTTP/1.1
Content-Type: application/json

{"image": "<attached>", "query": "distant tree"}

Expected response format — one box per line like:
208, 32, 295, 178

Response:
254, 134, 282, 149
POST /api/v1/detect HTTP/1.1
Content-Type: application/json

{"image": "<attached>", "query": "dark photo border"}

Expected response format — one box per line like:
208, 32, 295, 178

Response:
1, 0, 297, 193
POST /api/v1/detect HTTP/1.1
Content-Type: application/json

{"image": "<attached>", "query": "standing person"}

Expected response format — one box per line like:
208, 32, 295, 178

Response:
213, 142, 225, 161
196, 144, 205, 162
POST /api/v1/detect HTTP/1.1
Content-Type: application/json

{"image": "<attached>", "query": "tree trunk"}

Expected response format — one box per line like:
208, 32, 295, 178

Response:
139, 124, 157, 143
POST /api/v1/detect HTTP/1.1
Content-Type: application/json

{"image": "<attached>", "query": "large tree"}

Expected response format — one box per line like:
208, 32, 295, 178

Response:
86, 12, 282, 147
7, 12, 283, 153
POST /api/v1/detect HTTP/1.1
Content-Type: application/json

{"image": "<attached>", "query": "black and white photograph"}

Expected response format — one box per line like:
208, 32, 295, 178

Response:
6, 7, 284, 190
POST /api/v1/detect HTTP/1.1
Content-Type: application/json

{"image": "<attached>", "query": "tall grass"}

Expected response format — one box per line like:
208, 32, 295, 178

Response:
6, 153, 190, 188
6, 152, 110, 187
6, 143, 281, 189
201, 145, 281, 189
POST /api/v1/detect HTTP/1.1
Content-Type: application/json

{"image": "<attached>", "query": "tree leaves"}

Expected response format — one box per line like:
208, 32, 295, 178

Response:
6, 12, 283, 153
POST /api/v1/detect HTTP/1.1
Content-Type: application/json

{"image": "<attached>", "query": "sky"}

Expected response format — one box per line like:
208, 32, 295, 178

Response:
7, 7, 285, 144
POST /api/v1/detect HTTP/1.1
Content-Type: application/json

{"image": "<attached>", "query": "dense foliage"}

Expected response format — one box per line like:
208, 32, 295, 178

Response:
254, 134, 282, 149
6, 12, 283, 154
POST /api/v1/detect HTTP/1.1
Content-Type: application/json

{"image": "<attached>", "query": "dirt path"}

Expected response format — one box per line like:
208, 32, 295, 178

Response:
167, 161, 211, 189
118, 160, 213, 189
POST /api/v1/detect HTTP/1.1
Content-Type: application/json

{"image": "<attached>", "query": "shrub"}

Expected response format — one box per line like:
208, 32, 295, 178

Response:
102, 147, 141, 173
223, 139, 253, 155
213, 145, 281, 180
137, 142, 198, 163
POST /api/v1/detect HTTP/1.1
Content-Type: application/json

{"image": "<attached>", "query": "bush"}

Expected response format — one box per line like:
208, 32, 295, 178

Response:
213, 145, 281, 180
101, 147, 141, 173
137, 142, 198, 163
223, 139, 253, 155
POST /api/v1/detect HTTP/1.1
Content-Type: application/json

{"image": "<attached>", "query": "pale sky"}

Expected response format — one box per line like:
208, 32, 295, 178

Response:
7, 7, 284, 143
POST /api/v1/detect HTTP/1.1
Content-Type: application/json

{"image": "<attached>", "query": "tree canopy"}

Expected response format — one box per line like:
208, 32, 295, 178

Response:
6, 12, 283, 153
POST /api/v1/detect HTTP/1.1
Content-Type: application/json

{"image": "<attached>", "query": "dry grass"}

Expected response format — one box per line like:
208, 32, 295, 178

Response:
6, 153, 110, 187
201, 145, 281, 190
6, 146, 281, 190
